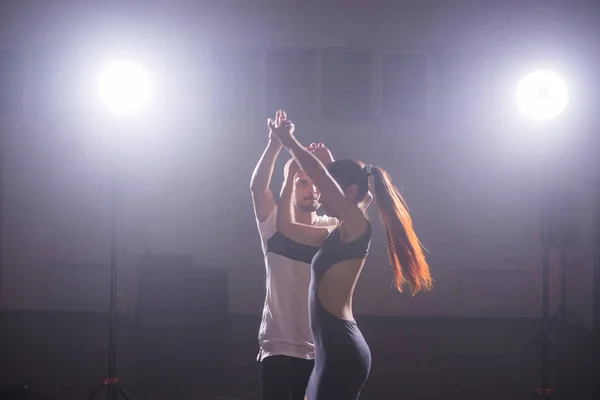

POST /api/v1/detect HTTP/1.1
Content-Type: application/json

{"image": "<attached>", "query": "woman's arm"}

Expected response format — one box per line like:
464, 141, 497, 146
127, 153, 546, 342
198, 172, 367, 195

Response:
272, 121, 366, 236
276, 159, 330, 246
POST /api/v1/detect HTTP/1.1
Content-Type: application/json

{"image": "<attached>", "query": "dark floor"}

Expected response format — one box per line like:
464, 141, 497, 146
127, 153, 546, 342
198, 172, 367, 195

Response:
0, 311, 596, 400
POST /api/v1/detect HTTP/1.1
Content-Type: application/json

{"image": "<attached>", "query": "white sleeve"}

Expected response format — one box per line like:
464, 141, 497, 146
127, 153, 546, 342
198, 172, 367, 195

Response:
256, 205, 278, 251
314, 215, 339, 227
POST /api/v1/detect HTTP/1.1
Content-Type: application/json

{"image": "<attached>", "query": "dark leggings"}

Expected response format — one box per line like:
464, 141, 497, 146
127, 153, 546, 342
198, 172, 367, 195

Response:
260, 355, 314, 400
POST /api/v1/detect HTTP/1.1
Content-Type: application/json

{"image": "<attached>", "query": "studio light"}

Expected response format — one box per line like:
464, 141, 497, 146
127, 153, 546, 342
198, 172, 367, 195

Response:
97, 60, 152, 115
515, 70, 569, 121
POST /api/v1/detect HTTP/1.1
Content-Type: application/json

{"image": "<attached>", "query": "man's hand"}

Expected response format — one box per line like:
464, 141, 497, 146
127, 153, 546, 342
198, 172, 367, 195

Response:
269, 110, 296, 147
267, 110, 286, 144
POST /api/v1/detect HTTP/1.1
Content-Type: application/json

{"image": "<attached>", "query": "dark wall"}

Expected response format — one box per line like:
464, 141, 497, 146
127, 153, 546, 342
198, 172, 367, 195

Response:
1, 0, 599, 320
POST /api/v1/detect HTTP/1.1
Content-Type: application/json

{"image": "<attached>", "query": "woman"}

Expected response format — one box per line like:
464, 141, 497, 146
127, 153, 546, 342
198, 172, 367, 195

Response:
271, 117, 433, 400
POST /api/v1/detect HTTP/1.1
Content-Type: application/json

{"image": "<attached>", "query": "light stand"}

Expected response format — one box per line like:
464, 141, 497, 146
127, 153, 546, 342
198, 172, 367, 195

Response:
84, 59, 150, 400
84, 176, 131, 400
593, 182, 600, 399
536, 245, 589, 339
529, 198, 554, 400
528, 136, 591, 399
515, 69, 578, 400
530, 193, 591, 400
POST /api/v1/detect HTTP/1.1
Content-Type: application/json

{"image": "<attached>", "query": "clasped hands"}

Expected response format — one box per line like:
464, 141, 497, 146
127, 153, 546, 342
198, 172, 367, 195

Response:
268, 109, 334, 179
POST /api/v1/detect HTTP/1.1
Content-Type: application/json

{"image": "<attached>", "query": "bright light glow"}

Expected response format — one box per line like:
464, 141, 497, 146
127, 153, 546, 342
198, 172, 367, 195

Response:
97, 61, 152, 115
515, 70, 569, 121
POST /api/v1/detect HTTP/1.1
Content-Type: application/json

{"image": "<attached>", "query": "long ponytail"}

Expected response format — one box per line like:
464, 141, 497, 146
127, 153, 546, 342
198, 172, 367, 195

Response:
371, 167, 432, 295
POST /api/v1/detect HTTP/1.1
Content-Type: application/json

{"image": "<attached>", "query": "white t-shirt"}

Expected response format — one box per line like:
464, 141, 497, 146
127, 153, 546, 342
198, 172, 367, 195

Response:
256, 205, 337, 361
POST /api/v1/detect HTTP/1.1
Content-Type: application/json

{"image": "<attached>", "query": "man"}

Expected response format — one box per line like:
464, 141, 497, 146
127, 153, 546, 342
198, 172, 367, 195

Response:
250, 110, 337, 400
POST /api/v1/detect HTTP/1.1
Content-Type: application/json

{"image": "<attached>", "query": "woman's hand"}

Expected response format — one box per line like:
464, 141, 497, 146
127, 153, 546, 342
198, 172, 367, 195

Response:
309, 142, 334, 166
283, 157, 301, 182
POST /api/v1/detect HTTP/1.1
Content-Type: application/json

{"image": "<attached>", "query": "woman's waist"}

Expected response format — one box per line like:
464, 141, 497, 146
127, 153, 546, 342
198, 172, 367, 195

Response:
309, 290, 355, 322
310, 319, 369, 353
310, 304, 361, 337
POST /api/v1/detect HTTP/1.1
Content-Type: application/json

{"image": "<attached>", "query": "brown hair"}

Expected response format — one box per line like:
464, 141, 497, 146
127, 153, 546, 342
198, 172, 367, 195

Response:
327, 160, 432, 295
371, 167, 432, 295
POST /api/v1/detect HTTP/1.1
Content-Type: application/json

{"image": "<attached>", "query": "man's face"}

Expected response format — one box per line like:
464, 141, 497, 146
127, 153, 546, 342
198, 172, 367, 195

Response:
292, 170, 319, 213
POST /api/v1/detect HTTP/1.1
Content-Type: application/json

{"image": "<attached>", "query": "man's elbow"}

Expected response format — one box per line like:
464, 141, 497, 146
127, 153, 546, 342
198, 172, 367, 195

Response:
249, 178, 262, 193
250, 185, 264, 199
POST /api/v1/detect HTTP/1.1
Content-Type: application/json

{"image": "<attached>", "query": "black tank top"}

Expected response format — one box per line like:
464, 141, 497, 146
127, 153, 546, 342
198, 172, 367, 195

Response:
306, 222, 373, 400
309, 222, 372, 330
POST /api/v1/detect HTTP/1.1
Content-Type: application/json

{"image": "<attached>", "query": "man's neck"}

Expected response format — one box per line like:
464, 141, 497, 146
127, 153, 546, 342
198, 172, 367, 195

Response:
294, 208, 316, 226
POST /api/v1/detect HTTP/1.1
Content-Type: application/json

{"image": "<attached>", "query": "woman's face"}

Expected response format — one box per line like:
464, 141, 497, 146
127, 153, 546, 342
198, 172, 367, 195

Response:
317, 184, 359, 218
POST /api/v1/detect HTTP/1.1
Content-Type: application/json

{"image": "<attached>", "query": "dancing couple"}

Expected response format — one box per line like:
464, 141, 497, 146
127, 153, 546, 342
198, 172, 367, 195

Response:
250, 110, 432, 400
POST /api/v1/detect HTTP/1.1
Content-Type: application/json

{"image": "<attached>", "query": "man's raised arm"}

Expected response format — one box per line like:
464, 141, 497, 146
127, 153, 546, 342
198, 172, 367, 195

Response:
250, 111, 284, 222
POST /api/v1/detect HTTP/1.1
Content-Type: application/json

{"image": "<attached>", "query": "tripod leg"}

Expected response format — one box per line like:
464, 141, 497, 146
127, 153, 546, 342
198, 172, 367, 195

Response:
564, 307, 589, 330
116, 382, 132, 400
84, 381, 106, 400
